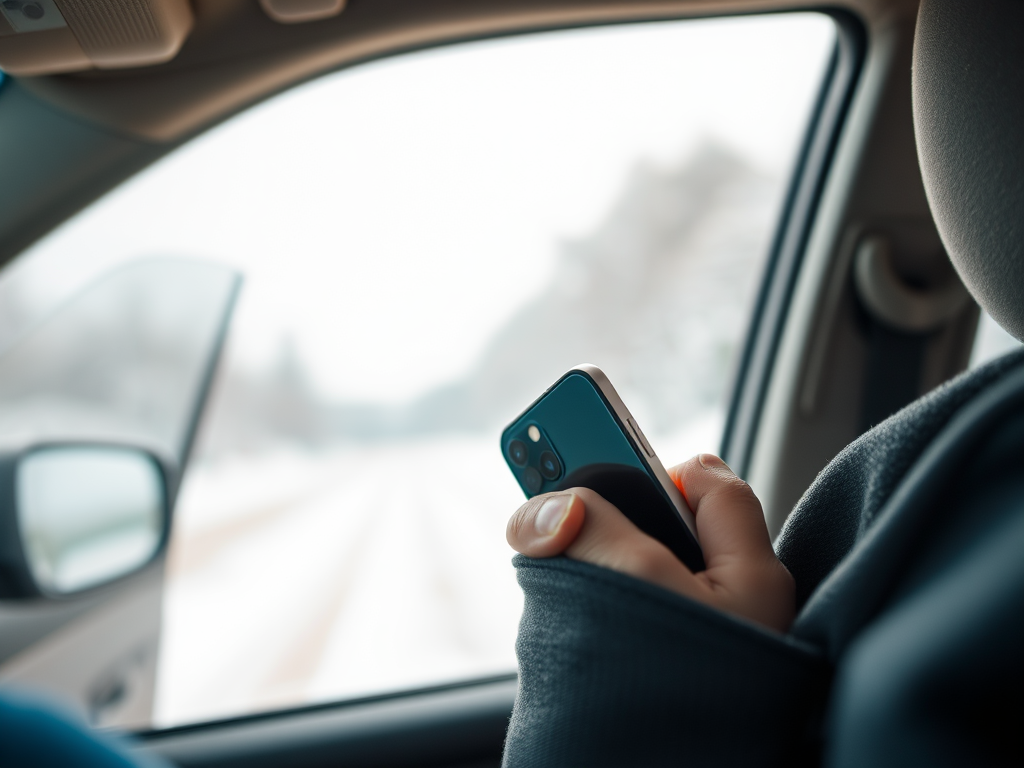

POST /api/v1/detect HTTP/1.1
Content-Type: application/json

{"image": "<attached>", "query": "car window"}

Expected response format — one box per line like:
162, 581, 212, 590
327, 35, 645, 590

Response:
0, 260, 238, 459
0, 13, 836, 727
970, 310, 1023, 368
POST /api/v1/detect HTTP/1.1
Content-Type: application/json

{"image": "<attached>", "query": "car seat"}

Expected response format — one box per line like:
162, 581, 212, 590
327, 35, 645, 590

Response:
502, 1, 1024, 765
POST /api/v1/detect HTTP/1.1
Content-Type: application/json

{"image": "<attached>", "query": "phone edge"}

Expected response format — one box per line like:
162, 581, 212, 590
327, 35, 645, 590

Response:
570, 364, 699, 541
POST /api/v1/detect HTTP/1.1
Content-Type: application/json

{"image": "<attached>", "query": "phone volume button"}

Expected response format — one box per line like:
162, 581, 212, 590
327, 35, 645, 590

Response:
626, 418, 655, 458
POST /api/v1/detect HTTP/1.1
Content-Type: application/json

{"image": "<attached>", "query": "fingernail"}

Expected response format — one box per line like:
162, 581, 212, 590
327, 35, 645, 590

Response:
535, 494, 573, 536
698, 453, 732, 472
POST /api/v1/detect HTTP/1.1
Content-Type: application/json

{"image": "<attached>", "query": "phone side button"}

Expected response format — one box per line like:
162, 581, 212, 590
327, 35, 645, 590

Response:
626, 417, 655, 458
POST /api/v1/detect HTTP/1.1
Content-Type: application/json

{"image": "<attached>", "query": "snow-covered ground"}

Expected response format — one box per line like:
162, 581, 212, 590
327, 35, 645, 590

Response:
155, 415, 721, 726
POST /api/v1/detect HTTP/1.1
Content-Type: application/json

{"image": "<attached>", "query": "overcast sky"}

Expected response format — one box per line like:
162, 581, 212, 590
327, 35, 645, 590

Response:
4, 13, 834, 403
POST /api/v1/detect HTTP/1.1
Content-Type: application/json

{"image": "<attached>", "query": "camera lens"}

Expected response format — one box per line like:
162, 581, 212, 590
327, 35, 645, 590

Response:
523, 467, 543, 494
508, 439, 528, 467
538, 450, 561, 480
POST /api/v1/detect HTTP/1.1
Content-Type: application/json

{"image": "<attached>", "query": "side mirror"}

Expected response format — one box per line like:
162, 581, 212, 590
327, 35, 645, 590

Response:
0, 445, 171, 598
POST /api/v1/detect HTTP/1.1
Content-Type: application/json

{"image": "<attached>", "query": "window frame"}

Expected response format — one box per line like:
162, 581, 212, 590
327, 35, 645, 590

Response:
0, 5, 865, 746
719, 10, 866, 476
128, 7, 864, 734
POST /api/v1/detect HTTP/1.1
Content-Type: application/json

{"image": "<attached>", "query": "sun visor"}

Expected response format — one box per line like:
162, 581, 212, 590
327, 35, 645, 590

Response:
0, 0, 192, 75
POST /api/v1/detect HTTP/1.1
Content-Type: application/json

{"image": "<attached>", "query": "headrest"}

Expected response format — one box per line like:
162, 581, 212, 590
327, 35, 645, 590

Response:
913, 0, 1024, 341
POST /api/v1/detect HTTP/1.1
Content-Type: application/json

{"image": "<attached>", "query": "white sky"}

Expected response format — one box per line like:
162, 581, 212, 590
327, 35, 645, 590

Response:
3, 13, 834, 403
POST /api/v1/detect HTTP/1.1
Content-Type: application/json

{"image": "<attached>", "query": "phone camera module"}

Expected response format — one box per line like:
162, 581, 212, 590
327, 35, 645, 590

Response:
508, 439, 529, 467
523, 467, 543, 494
538, 450, 561, 480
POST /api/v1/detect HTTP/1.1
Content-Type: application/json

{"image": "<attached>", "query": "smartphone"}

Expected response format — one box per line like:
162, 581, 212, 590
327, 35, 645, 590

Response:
501, 364, 704, 572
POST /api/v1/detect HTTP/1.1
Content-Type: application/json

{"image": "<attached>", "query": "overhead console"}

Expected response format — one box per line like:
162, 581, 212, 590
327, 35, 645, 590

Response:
0, 0, 348, 75
0, 0, 193, 75
259, 0, 345, 24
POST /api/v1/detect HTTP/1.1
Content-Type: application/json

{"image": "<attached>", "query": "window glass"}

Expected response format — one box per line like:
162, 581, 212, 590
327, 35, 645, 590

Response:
0, 260, 237, 457
970, 310, 1023, 368
0, 14, 835, 726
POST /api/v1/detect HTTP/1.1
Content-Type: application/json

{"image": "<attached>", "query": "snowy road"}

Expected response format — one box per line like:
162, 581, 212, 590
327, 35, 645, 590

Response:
156, 435, 525, 726
155, 416, 720, 727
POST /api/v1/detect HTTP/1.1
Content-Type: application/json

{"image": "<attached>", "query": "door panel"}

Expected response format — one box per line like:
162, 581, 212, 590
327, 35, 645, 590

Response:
0, 564, 164, 728
140, 677, 516, 768
0, 260, 240, 727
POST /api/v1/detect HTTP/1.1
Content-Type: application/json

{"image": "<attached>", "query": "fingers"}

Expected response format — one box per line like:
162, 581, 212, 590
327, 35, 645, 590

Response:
670, 454, 795, 631
505, 469, 794, 631
507, 487, 706, 602
670, 454, 775, 568
562, 488, 701, 599
506, 492, 586, 558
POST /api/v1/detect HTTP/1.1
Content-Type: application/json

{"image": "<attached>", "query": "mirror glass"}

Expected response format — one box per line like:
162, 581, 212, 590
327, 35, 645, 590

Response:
16, 447, 165, 594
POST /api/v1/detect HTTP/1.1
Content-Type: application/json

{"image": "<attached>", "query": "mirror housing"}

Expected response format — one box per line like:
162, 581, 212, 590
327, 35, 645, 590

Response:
0, 444, 172, 599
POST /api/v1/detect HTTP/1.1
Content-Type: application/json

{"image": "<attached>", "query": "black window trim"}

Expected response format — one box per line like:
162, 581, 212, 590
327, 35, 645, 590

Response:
720, 9, 866, 476
136, 674, 517, 768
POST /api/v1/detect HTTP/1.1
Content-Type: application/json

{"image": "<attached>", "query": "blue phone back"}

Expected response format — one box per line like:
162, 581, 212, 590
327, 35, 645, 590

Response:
502, 370, 704, 571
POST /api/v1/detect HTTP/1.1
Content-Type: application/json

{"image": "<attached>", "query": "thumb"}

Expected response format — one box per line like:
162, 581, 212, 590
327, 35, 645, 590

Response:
506, 492, 586, 558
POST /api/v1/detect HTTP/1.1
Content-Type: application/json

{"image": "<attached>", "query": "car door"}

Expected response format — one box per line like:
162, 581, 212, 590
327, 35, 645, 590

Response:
0, 259, 240, 729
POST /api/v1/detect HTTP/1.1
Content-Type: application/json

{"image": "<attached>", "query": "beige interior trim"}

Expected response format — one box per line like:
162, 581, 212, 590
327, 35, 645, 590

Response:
852, 234, 970, 332
260, 0, 346, 25
0, 0, 192, 76
0, 25, 89, 76
17, 0, 908, 142
746, 4, 980, 535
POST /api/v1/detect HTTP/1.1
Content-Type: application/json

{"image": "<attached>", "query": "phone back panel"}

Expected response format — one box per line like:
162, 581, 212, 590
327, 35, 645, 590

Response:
502, 370, 705, 571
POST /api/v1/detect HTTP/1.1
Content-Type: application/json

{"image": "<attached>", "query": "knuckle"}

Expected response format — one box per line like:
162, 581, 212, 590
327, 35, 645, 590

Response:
675, 456, 704, 481
717, 474, 760, 505
720, 472, 752, 493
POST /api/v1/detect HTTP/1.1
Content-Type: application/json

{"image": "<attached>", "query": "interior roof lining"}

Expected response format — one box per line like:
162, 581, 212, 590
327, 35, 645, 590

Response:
14, 0, 912, 143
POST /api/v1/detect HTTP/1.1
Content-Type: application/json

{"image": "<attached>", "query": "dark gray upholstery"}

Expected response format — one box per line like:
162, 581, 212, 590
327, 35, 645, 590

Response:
504, 556, 829, 768
825, 408, 1024, 766
776, 347, 1024, 620
913, 0, 1024, 340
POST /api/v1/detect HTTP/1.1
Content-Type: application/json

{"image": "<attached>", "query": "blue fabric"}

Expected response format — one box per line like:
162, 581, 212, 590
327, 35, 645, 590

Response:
0, 688, 170, 768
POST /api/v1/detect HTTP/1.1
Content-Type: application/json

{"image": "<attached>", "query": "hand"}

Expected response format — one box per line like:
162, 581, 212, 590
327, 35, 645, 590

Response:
506, 454, 795, 632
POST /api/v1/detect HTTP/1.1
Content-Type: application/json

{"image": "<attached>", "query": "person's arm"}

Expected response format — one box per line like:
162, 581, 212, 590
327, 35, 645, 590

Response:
506, 453, 795, 632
